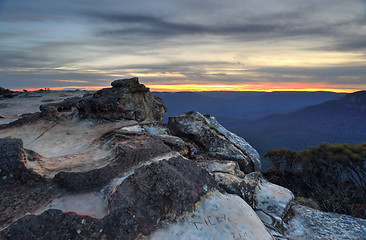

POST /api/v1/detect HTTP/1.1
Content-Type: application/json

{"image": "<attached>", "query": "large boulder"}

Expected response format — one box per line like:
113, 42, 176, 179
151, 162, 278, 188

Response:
167, 111, 260, 173
38, 78, 167, 123
77, 77, 167, 122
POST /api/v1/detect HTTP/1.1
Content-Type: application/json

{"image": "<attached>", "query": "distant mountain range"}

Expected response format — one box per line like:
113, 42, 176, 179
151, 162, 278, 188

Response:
154, 90, 366, 169
227, 91, 366, 167
154, 91, 346, 121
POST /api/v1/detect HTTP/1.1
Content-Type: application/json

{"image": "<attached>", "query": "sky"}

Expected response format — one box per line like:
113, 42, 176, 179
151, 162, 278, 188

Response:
0, 0, 366, 92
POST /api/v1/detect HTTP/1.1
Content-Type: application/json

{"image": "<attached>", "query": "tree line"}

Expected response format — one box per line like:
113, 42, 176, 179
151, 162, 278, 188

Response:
263, 143, 366, 219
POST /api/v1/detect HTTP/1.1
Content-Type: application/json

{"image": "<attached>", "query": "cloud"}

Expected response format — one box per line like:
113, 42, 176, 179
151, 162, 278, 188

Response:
0, 0, 366, 90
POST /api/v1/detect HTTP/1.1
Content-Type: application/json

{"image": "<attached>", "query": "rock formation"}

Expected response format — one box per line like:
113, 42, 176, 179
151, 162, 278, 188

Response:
39, 77, 167, 123
0, 78, 365, 239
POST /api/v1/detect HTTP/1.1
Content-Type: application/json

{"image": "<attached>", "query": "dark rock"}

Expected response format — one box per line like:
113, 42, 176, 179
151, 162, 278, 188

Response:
158, 135, 190, 156
111, 77, 148, 93
40, 96, 81, 113
0, 137, 42, 182
54, 132, 171, 192
103, 156, 217, 239
77, 77, 166, 122
54, 166, 114, 192
168, 111, 257, 172
1, 209, 103, 240
0, 113, 41, 130
0, 87, 15, 98
0, 181, 61, 231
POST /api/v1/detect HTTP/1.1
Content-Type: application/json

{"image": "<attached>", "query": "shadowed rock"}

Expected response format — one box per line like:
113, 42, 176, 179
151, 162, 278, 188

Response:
0, 137, 42, 182
1, 209, 103, 240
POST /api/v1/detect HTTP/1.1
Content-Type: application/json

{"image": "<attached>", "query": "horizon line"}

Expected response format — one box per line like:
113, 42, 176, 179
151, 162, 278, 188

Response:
9, 84, 362, 93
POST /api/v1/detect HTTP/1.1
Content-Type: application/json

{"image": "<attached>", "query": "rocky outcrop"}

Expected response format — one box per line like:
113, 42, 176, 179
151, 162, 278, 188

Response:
77, 77, 166, 122
39, 77, 167, 123
168, 111, 260, 172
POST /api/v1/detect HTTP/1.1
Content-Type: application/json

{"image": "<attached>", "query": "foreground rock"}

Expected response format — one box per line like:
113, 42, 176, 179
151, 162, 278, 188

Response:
168, 111, 260, 173
1, 156, 272, 240
285, 204, 366, 240
0, 137, 42, 182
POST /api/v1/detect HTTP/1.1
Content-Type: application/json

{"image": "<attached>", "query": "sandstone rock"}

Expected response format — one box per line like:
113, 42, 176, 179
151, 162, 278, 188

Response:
213, 172, 244, 196
0, 137, 42, 182
197, 160, 247, 197
1, 209, 103, 240
39, 96, 81, 113
103, 156, 217, 239
158, 135, 190, 156
149, 190, 273, 240
77, 77, 167, 122
199, 113, 261, 171
254, 180, 294, 228
198, 160, 245, 178
167, 111, 258, 172
240, 172, 262, 207
285, 204, 366, 240
54, 131, 171, 192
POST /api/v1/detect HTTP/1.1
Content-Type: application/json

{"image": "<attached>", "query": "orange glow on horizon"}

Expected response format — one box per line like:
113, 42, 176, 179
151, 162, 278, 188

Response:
147, 84, 359, 93
10, 83, 362, 93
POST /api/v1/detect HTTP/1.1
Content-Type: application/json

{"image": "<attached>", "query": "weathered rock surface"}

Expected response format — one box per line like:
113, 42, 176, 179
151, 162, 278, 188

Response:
104, 156, 217, 239
149, 190, 273, 240
168, 111, 259, 173
0, 137, 42, 182
77, 77, 167, 122
198, 160, 245, 178
54, 131, 172, 191
285, 204, 366, 240
2, 209, 103, 240
36, 77, 166, 123
254, 179, 294, 229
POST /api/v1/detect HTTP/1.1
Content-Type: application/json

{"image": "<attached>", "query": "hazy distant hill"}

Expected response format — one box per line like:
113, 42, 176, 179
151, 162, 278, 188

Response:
154, 91, 345, 122
228, 91, 366, 165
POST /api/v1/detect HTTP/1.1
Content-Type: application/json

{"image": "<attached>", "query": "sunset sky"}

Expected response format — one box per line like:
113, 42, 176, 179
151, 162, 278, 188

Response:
0, 0, 366, 92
